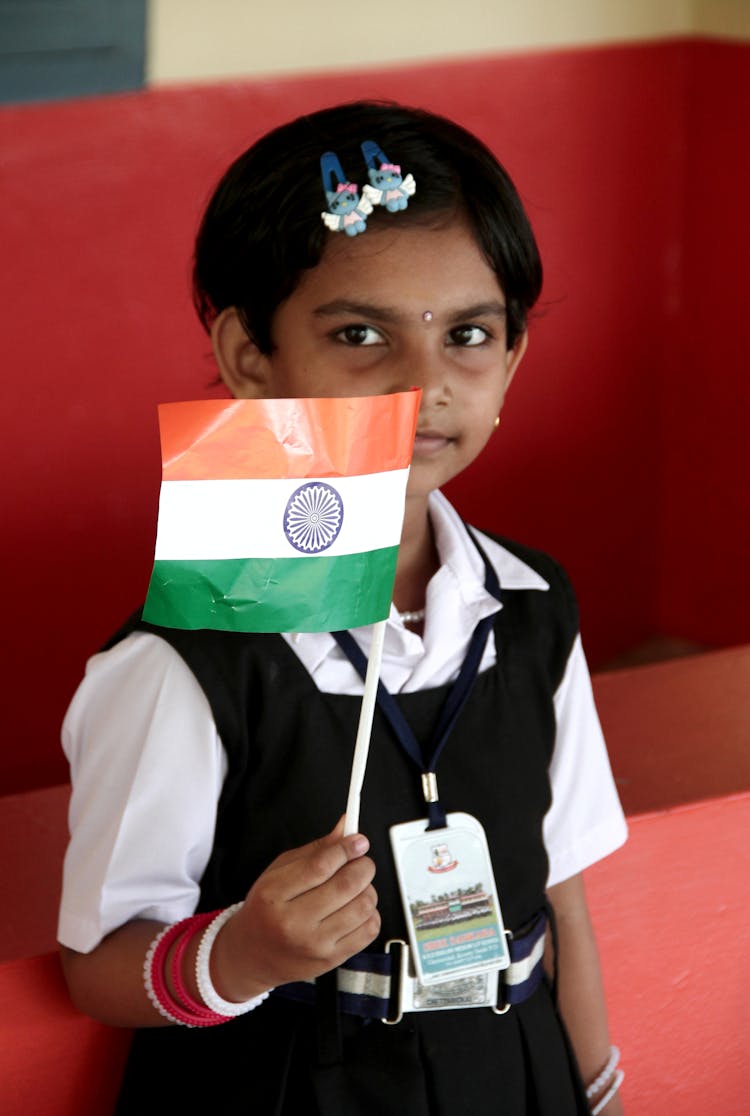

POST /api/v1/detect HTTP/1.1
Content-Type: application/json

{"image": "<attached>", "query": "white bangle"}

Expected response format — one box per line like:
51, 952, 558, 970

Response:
591, 1068, 624, 1115
586, 1046, 620, 1099
143, 925, 186, 1026
195, 903, 272, 1016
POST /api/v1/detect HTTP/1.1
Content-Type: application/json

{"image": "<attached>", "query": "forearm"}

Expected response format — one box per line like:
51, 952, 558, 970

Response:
61, 920, 170, 1027
61, 914, 274, 1029
547, 874, 624, 1115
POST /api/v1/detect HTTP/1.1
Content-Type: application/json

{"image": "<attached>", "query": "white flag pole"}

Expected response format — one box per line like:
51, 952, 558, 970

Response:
343, 618, 387, 836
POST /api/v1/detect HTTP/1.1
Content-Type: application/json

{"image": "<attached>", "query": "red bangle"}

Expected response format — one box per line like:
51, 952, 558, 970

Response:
145, 913, 229, 1027
170, 913, 222, 1018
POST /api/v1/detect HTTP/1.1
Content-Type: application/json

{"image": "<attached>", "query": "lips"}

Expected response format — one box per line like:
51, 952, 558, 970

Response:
413, 429, 453, 455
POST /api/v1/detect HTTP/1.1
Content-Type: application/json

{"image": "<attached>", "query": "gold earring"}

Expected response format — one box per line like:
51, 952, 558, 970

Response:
493, 416, 501, 429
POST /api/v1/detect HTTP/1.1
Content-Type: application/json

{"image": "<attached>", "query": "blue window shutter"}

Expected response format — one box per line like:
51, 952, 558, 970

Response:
0, 0, 146, 104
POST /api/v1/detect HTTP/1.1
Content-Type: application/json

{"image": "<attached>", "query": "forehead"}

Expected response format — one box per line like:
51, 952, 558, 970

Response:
296, 219, 504, 310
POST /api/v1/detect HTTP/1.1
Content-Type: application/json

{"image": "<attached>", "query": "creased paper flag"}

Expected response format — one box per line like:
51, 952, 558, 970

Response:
142, 391, 420, 632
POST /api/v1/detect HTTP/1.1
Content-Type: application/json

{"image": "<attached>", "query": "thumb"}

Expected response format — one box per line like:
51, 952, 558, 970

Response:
321, 814, 369, 859
328, 814, 347, 840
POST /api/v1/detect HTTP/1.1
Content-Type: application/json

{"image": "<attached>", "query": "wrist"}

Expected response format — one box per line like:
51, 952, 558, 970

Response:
586, 1046, 624, 1115
208, 907, 274, 1003
144, 906, 272, 1027
595, 1091, 624, 1116
145, 916, 228, 1027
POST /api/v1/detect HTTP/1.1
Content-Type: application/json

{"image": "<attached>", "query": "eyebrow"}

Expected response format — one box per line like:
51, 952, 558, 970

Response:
312, 299, 507, 323
313, 299, 402, 324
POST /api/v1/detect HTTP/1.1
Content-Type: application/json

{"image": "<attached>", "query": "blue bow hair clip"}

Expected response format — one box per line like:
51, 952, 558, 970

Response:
320, 151, 373, 236
361, 140, 416, 212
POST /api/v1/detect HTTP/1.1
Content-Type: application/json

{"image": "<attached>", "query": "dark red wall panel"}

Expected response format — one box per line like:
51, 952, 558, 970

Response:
657, 41, 750, 647
1, 40, 747, 792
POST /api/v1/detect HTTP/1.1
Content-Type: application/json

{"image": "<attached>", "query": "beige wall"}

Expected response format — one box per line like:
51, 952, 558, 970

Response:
147, 0, 750, 84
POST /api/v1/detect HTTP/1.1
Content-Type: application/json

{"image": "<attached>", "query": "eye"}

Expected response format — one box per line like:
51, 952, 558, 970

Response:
448, 325, 491, 347
334, 324, 383, 347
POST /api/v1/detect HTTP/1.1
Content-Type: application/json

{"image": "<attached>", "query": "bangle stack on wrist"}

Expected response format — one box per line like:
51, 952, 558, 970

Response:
586, 1046, 624, 1115
144, 903, 271, 1028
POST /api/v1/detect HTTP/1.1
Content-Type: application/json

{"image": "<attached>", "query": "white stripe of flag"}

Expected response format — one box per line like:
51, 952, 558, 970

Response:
153, 469, 410, 561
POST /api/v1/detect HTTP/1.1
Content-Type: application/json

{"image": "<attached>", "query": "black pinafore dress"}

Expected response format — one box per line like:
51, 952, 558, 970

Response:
113, 536, 589, 1115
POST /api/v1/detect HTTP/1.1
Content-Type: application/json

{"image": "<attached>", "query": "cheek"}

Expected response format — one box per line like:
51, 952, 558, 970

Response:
490, 374, 513, 417
469, 421, 499, 459
270, 354, 321, 397
468, 381, 508, 425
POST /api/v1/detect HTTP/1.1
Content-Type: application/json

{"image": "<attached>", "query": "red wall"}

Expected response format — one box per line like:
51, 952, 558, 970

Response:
657, 41, 750, 646
1, 39, 748, 793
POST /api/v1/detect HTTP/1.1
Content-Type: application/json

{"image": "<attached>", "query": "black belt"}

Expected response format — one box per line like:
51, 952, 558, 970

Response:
273, 911, 546, 1023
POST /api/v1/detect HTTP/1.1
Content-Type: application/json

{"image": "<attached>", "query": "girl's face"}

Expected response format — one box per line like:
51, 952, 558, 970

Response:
224, 219, 526, 500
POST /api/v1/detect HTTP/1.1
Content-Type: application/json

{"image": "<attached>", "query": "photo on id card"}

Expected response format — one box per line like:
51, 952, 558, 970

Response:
390, 812, 510, 984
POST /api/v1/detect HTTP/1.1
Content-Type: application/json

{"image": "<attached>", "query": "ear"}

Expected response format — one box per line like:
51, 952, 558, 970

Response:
211, 307, 272, 398
504, 330, 528, 391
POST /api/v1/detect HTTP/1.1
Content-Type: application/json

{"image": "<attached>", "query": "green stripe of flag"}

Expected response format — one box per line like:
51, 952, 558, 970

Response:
142, 547, 400, 633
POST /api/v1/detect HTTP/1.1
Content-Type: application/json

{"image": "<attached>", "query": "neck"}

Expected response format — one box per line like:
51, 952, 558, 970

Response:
392, 493, 438, 614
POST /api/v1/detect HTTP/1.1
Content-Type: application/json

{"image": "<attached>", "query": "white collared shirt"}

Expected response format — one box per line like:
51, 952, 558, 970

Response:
59, 491, 626, 953
286, 490, 548, 695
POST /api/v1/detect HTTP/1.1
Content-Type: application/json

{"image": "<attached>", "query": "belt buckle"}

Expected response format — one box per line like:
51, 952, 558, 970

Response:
492, 929, 514, 1014
492, 981, 512, 1015
381, 938, 409, 1025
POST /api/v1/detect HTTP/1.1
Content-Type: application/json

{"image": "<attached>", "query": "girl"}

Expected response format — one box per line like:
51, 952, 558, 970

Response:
59, 101, 627, 1115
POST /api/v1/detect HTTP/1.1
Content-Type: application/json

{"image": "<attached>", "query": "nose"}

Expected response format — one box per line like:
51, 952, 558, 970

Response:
390, 339, 450, 407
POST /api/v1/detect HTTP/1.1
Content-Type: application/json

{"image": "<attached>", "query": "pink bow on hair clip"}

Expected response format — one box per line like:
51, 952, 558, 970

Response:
361, 140, 416, 214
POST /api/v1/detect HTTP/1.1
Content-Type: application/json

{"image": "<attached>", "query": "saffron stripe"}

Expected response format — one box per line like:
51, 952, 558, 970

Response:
159, 393, 420, 481
153, 470, 409, 561
142, 548, 399, 632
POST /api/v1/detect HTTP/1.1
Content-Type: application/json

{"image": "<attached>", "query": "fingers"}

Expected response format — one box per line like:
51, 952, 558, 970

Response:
268, 816, 362, 867
250, 874, 380, 982
318, 882, 381, 957
222, 822, 382, 993
254, 840, 376, 930
330, 912, 381, 963
265, 821, 371, 904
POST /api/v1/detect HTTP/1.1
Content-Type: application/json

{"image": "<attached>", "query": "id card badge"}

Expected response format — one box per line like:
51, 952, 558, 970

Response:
390, 812, 510, 985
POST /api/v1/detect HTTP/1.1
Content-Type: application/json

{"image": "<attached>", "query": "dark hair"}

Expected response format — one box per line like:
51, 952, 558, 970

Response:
193, 101, 542, 352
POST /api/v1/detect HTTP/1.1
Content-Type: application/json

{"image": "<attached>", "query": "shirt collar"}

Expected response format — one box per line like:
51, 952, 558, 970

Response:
428, 489, 549, 595
288, 490, 548, 678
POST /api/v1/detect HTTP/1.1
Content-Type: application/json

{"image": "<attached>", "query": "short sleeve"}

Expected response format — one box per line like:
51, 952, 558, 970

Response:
543, 634, 628, 886
58, 632, 226, 953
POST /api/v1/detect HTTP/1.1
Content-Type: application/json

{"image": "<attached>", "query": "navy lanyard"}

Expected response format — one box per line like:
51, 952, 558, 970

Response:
332, 528, 502, 830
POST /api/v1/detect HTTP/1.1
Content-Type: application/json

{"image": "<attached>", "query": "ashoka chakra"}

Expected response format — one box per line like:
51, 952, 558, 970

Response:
283, 482, 344, 554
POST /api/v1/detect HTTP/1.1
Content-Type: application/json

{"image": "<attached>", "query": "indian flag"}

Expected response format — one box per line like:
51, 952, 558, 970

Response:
142, 391, 420, 632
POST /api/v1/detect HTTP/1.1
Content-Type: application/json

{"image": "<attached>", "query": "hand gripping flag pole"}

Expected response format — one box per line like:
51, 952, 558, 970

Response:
143, 390, 421, 827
